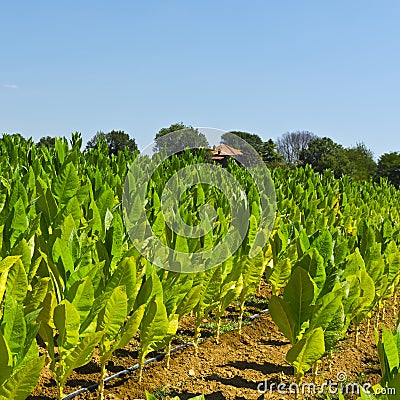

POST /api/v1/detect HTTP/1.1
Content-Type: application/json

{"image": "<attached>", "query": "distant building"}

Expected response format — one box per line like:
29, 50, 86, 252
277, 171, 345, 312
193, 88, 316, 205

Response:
211, 144, 243, 167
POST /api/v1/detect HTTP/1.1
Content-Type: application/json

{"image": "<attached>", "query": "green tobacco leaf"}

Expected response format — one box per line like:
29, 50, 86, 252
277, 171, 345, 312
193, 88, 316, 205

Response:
382, 327, 400, 376
59, 331, 103, 384
286, 327, 325, 381
54, 162, 79, 205
0, 256, 21, 274
163, 273, 193, 317
387, 373, 400, 400
4, 259, 28, 306
342, 249, 365, 280
52, 237, 74, 280
268, 258, 291, 296
114, 303, 146, 351
35, 182, 57, 225
0, 256, 21, 307
312, 229, 333, 264
139, 297, 168, 360
0, 355, 45, 400
67, 277, 94, 326
364, 242, 385, 282
2, 299, 26, 357
309, 284, 342, 332
0, 333, 12, 385
10, 198, 28, 246
54, 300, 80, 352
351, 270, 375, 325
323, 303, 345, 352
240, 251, 265, 300
293, 248, 325, 296
175, 285, 202, 318
98, 286, 128, 342
283, 267, 316, 337
268, 296, 295, 343
385, 241, 400, 286
297, 230, 310, 257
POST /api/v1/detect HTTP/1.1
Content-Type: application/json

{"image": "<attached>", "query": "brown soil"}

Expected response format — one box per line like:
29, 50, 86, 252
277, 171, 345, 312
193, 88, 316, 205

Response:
29, 286, 398, 400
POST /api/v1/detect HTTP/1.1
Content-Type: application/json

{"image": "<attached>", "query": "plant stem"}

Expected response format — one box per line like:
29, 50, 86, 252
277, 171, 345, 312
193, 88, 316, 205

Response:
57, 383, 64, 400
354, 325, 359, 346
216, 316, 221, 344
97, 362, 106, 400
328, 351, 333, 372
238, 301, 245, 335
312, 360, 320, 384
138, 354, 144, 382
375, 307, 380, 329
194, 313, 201, 356
165, 338, 172, 368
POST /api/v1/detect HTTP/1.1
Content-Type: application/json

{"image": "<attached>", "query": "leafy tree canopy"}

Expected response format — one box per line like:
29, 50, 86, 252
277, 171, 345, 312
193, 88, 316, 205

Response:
86, 130, 137, 156
299, 137, 350, 178
378, 152, 400, 187
154, 123, 209, 153
346, 142, 377, 181
37, 136, 56, 148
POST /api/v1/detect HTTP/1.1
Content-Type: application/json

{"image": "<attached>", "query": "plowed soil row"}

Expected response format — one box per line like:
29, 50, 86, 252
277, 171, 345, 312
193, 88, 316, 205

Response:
29, 289, 398, 400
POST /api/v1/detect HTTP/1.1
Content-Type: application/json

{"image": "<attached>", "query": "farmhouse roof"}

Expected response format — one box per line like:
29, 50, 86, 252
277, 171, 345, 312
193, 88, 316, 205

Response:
211, 144, 243, 156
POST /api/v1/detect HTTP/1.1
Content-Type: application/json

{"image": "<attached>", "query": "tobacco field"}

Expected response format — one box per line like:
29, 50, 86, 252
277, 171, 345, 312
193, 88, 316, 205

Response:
1, 133, 400, 400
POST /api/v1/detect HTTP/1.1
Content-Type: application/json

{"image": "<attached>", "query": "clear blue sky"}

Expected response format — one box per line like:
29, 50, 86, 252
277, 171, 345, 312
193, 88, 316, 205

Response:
1, 1, 399, 159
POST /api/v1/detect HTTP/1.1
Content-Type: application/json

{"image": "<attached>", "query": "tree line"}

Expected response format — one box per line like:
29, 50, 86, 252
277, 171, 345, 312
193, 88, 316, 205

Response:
3, 123, 400, 187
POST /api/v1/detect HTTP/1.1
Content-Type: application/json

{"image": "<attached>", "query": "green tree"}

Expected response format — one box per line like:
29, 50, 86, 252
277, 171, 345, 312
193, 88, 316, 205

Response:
299, 137, 350, 177
86, 130, 137, 156
154, 122, 209, 152
346, 142, 377, 181
222, 131, 283, 166
377, 152, 400, 187
37, 136, 56, 148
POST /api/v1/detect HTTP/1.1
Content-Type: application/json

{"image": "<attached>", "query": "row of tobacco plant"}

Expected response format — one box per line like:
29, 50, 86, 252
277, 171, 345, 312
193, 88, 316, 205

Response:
0, 133, 399, 399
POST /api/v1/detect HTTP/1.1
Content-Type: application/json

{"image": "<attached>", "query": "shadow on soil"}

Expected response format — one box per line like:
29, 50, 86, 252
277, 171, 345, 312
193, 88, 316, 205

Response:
224, 360, 293, 375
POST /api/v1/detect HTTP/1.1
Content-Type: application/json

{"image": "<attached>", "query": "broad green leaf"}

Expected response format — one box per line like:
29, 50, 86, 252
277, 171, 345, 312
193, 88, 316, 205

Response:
54, 300, 80, 352
0, 355, 45, 400
58, 331, 103, 384
10, 198, 28, 246
382, 327, 400, 376
2, 299, 26, 356
98, 286, 128, 341
268, 296, 295, 343
283, 267, 316, 336
268, 258, 291, 296
293, 248, 325, 296
139, 297, 168, 360
114, 303, 146, 351
67, 277, 94, 326
4, 259, 28, 306
309, 284, 342, 332
0, 333, 12, 385
312, 229, 333, 264
286, 328, 325, 381
53, 162, 79, 205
